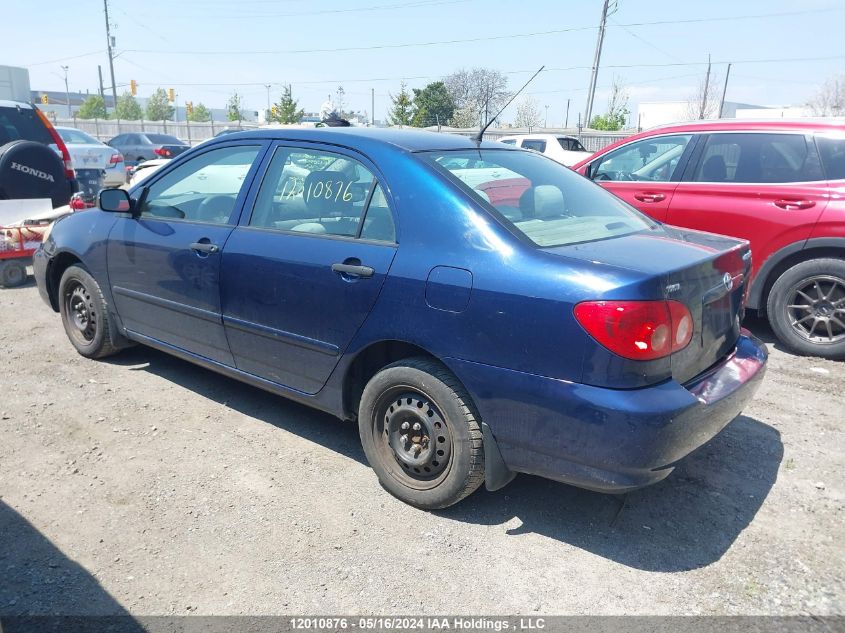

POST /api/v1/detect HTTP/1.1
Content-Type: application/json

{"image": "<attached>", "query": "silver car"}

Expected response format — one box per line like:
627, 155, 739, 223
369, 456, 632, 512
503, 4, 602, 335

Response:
55, 127, 126, 189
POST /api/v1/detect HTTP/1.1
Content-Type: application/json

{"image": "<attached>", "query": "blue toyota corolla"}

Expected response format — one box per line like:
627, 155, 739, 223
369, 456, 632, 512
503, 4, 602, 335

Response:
34, 128, 767, 509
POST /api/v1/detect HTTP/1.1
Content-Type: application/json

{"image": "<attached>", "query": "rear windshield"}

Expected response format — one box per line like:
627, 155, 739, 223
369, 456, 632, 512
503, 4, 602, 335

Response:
559, 137, 586, 152
146, 134, 183, 144
0, 106, 52, 146
423, 149, 655, 247
57, 128, 100, 145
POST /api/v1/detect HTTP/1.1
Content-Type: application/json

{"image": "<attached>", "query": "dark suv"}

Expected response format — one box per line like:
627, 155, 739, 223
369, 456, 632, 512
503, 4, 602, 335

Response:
0, 100, 77, 208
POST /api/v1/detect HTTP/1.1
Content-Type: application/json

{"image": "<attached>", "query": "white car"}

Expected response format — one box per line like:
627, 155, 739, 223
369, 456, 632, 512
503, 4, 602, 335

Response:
126, 158, 170, 188
55, 127, 126, 188
497, 134, 591, 166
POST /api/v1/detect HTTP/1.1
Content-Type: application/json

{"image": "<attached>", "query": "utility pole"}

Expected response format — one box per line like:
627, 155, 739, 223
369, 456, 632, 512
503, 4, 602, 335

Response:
61, 66, 71, 117
565, 98, 570, 128
545, 104, 549, 128
97, 65, 105, 100
371, 88, 375, 126
698, 53, 712, 120
103, 0, 118, 114
718, 62, 732, 118
265, 84, 271, 121
584, 0, 612, 126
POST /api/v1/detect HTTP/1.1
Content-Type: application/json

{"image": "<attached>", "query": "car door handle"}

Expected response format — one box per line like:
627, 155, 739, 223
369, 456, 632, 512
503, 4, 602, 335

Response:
331, 263, 374, 278
774, 199, 815, 210
633, 192, 666, 203
190, 242, 219, 254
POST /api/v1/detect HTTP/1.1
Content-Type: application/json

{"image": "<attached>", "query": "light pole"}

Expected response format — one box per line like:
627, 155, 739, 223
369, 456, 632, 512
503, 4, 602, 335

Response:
61, 66, 71, 117
265, 84, 272, 121
545, 104, 549, 128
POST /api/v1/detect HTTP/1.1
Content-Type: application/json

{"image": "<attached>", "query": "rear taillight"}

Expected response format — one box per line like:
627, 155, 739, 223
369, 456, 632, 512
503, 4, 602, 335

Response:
110, 152, 124, 165
154, 148, 171, 157
35, 108, 75, 179
574, 300, 693, 361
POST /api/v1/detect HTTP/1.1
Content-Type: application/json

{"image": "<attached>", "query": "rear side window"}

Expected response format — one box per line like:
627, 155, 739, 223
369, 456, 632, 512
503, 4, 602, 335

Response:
559, 138, 585, 152
521, 139, 547, 153
0, 106, 53, 146
692, 133, 823, 183
591, 135, 692, 182
250, 147, 395, 241
499, 139, 517, 145
817, 135, 845, 180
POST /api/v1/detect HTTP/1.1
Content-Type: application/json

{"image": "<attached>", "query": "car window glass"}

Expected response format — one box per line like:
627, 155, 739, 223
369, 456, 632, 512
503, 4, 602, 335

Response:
522, 139, 547, 153
359, 184, 396, 242
592, 135, 691, 182
427, 149, 655, 248
56, 129, 100, 145
0, 107, 53, 146
817, 135, 845, 180
146, 134, 183, 144
140, 145, 260, 224
124, 134, 138, 144
250, 147, 378, 238
500, 139, 517, 145
693, 133, 823, 183
559, 138, 586, 152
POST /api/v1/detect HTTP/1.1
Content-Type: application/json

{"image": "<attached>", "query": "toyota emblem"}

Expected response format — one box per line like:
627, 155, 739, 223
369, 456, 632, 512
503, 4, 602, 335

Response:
723, 272, 734, 291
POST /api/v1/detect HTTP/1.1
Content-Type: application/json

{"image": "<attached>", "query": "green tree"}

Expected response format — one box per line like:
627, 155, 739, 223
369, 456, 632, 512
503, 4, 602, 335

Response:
227, 92, 244, 122
269, 86, 304, 124
77, 95, 107, 119
114, 92, 143, 120
388, 82, 413, 126
189, 102, 211, 122
589, 77, 629, 131
411, 81, 455, 127
145, 88, 174, 121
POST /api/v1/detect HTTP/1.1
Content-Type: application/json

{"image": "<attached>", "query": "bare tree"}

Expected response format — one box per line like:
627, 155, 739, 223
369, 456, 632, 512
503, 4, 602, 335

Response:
684, 71, 721, 121
514, 96, 543, 128
808, 75, 845, 116
589, 76, 630, 131
444, 67, 510, 127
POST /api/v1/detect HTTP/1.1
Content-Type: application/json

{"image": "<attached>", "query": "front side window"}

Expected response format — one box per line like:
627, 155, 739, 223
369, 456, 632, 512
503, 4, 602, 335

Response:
692, 133, 823, 183
426, 149, 655, 248
521, 139, 547, 153
140, 145, 260, 223
249, 147, 395, 241
816, 135, 845, 181
592, 135, 692, 182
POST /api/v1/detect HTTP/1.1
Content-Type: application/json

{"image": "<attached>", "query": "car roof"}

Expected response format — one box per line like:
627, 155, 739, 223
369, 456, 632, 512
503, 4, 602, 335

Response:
644, 118, 845, 135
205, 127, 511, 153
0, 99, 35, 110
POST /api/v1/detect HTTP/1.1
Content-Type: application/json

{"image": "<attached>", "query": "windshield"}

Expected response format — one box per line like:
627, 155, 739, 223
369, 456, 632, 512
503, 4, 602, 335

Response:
57, 128, 100, 145
146, 134, 183, 144
424, 149, 656, 247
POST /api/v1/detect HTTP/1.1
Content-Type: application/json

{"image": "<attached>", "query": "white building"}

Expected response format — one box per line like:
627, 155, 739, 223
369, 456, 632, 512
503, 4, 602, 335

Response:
635, 101, 812, 131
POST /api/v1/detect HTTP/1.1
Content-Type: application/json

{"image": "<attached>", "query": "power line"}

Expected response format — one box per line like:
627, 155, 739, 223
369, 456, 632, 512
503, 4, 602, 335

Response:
159, 0, 469, 19
123, 7, 842, 56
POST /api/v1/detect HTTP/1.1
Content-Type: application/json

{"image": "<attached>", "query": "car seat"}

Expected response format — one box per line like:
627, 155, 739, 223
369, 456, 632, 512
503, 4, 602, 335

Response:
701, 155, 727, 182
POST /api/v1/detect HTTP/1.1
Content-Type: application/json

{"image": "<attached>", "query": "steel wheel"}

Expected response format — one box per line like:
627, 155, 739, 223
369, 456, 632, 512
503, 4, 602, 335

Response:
373, 387, 454, 491
64, 281, 98, 345
785, 275, 845, 345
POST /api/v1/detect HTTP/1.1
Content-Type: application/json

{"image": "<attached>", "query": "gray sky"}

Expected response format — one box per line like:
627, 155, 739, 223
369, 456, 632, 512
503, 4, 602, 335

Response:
8, 0, 844, 124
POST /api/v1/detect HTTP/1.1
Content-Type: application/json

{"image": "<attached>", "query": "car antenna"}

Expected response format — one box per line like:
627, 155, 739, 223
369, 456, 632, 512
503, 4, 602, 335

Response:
473, 65, 545, 144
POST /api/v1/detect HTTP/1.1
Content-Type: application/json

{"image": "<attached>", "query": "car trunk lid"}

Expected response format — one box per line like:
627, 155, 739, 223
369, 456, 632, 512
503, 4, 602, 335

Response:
544, 225, 751, 384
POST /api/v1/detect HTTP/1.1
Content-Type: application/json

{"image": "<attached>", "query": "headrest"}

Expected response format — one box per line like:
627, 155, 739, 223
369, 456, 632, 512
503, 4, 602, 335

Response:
533, 185, 564, 219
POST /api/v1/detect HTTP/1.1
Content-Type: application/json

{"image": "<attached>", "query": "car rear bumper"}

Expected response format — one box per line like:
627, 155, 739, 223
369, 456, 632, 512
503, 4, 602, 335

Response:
444, 332, 768, 493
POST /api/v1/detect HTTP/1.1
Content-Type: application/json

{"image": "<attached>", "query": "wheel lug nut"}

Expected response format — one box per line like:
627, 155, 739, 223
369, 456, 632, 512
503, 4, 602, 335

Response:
412, 422, 421, 431
400, 434, 408, 443
401, 421, 410, 431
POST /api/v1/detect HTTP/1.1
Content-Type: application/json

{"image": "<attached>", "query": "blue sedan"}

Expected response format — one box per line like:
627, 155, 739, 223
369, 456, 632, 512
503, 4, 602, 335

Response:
33, 128, 767, 509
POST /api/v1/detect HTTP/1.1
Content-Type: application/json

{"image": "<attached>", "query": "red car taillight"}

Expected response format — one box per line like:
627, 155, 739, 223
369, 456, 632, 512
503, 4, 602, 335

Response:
35, 107, 75, 179
573, 300, 693, 361
154, 148, 171, 157
110, 152, 124, 165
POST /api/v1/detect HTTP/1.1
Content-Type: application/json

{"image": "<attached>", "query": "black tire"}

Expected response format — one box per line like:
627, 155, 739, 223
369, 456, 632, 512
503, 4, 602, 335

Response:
58, 265, 121, 359
358, 357, 484, 510
0, 260, 28, 288
767, 257, 845, 360
0, 140, 71, 208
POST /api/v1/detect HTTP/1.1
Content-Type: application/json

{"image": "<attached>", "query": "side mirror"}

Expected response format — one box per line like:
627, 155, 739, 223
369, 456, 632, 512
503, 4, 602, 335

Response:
99, 188, 132, 213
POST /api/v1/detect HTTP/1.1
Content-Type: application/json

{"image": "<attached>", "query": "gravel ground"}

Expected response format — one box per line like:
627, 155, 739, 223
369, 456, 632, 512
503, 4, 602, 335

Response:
0, 281, 842, 616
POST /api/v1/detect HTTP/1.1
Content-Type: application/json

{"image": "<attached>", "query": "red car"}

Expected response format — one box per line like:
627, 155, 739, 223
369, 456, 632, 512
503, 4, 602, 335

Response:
573, 119, 845, 359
